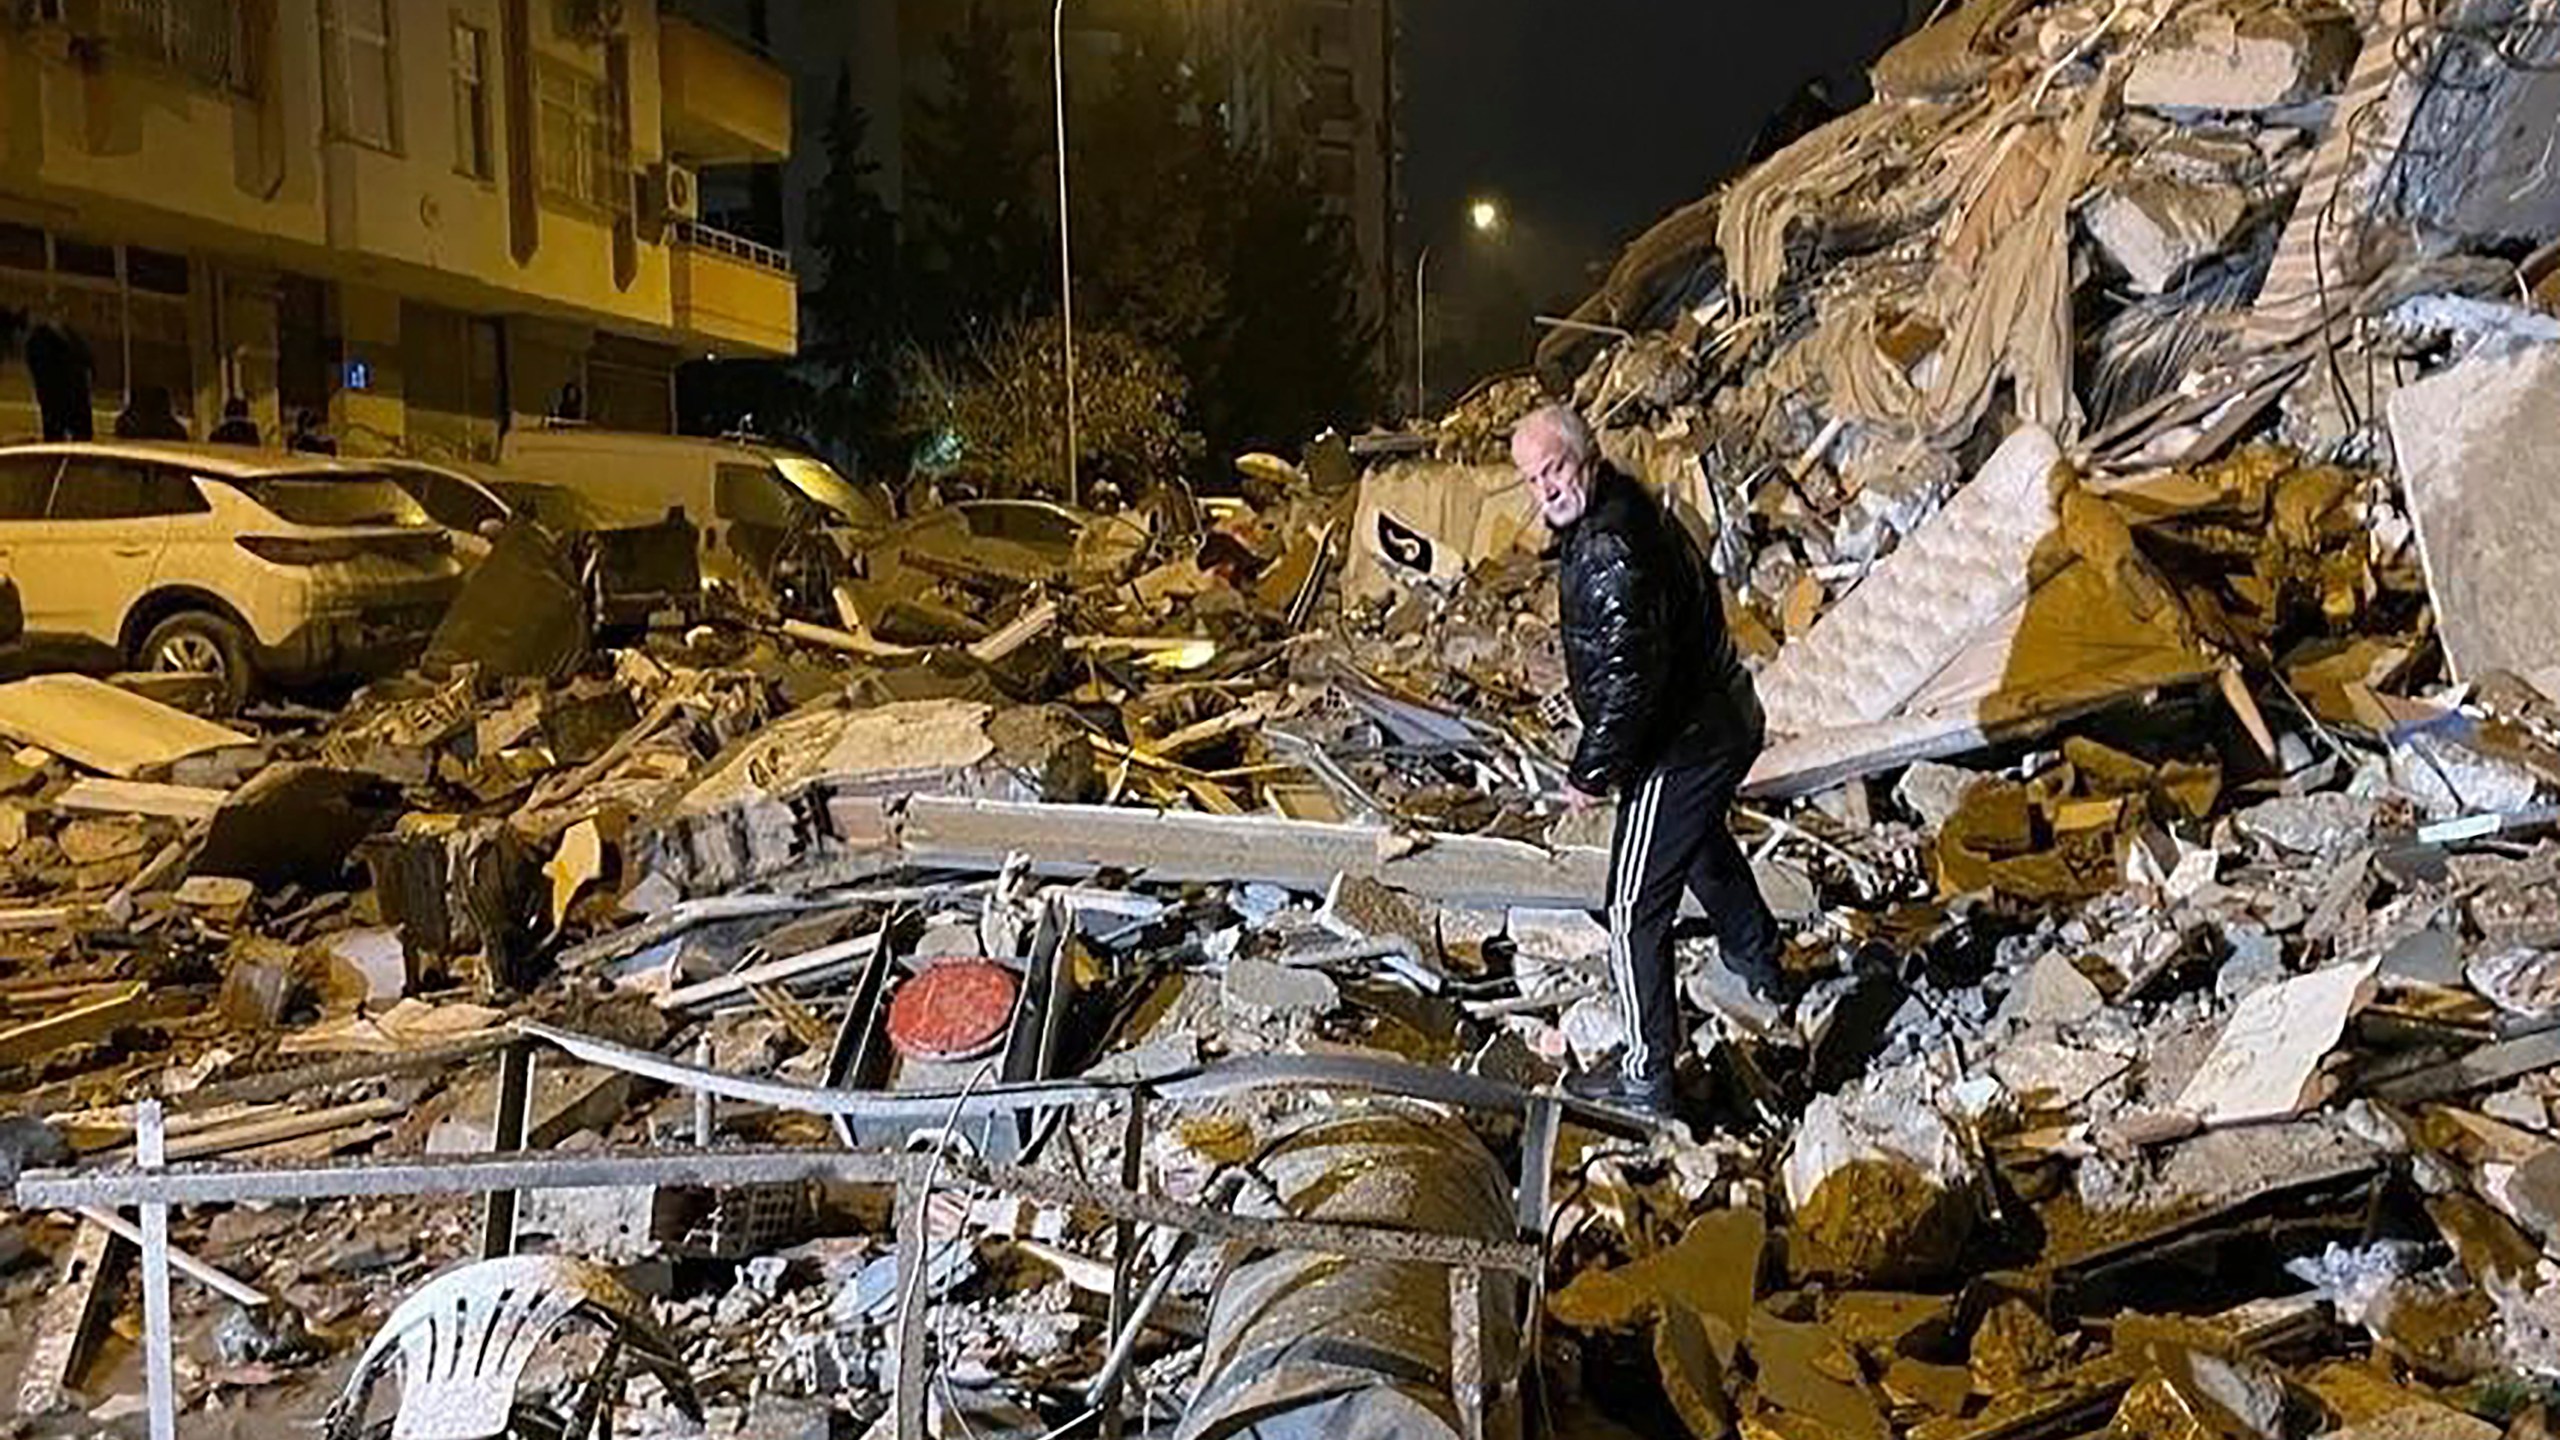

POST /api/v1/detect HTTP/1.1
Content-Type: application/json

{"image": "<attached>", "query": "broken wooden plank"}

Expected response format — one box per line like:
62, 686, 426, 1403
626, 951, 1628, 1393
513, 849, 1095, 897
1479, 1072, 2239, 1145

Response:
890, 795, 1609, 908
2366, 1027, 2560, 1104
0, 982, 155, 1070
51, 779, 229, 822
96, 1098, 410, 1163
69, 1208, 267, 1308
0, 675, 252, 779
659, 932, 883, 1011
14, 1221, 123, 1416
969, 599, 1061, 665
0, 907, 81, 934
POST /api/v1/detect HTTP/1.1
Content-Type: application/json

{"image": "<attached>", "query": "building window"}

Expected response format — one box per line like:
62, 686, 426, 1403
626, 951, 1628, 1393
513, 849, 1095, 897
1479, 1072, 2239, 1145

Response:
0, 223, 46, 273
450, 19, 493, 179
1314, 141, 1356, 199
323, 0, 399, 151
537, 61, 628, 214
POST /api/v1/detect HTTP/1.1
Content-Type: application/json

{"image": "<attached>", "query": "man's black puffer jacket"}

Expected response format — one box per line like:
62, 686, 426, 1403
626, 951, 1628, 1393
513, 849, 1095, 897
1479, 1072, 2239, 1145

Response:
1556, 465, 1761, 795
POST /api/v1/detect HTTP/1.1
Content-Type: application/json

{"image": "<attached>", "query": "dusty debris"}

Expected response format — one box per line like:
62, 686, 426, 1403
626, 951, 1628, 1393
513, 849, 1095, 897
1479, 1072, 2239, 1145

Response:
2, 6, 2559, 1439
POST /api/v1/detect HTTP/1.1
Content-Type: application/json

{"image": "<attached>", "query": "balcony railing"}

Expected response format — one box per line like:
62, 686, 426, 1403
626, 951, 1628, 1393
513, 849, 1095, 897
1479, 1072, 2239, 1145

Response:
673, 221, 793, 278
8, 0, 252, 93
100, 0, 251, 94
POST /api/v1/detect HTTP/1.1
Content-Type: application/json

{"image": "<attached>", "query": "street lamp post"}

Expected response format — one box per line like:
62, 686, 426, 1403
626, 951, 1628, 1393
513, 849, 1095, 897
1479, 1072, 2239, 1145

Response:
1413, 245, 1430, 419
1413, 198, 1503, 420
1053, 0, 1079, 509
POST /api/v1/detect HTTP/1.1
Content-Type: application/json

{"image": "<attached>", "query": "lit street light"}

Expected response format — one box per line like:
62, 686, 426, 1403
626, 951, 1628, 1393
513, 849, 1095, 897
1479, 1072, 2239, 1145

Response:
1416, 196, 1505, 418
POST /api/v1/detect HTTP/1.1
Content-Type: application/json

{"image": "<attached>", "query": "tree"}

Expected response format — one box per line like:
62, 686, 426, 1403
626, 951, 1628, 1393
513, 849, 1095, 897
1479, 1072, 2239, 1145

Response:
902, 317, 1201, 501
1205, 157, 1383, 458
803, 65, 907, 471
1067, 36, 1382, 468
1071, 26, 1228, 356
906, 3, 1049, 343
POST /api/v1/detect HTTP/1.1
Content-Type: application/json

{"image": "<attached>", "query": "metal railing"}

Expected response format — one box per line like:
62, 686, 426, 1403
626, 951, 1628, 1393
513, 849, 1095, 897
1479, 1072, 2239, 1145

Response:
672, 220, 794, 277
99, 0, 250, 95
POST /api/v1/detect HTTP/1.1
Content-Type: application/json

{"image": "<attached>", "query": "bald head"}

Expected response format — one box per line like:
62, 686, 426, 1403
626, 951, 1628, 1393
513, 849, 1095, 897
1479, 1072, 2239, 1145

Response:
1512, 403, 1598, 530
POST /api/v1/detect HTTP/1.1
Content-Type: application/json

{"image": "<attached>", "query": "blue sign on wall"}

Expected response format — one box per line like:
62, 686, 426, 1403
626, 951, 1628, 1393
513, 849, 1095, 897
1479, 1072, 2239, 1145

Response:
345, 358, 373, 391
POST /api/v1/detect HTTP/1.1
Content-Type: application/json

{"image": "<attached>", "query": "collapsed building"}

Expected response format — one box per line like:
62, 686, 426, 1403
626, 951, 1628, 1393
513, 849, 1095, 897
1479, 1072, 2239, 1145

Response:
4, 0, 2560, 1436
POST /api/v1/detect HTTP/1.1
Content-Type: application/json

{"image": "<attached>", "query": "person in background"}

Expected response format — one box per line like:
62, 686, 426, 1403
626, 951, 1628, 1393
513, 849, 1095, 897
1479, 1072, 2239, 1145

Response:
287, 408, 337, 455
1512, 402, 1785, 1120
113, 384, 188, 441
208, 397, 261, 446
550, 380, 586, 423
23, 310, 94, 441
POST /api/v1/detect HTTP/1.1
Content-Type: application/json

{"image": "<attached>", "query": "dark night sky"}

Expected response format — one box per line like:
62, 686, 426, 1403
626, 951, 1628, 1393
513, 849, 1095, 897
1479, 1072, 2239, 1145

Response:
1405, 0, 1915, 393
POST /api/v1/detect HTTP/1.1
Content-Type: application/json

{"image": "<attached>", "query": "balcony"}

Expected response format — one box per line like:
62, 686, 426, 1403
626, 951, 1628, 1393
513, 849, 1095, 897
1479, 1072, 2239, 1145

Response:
658, 14, 789, 165
670, 222, 797, 357
8, 0, 253, 94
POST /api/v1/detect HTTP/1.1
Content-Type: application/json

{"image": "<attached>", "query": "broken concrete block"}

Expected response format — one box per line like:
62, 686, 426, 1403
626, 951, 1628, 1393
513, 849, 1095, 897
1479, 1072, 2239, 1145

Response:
315, 928, 411, 1008
2176, 958, 2380, 1126
2230, 792, 2379, 857
56, 818, 149, 867
2467, 947, 2560, 1019
2507, 1146, 2560, 1246
1782, 1061, 1977, 1285
2389, 340, 2560, 685
1550, 1208, 1764, 1348
218, 940, 298, 1031
1507, 906, 1609, 964
1219, 958, 1337, 1021
2124, 3, 2357, 113
1989, 1039, 2133, 1114
1561, 993, 1629, 1067
174, 874, 256, 913
2085, 173, 2249, 294
1894, 761, 1985, 830
1969, 1298, 2065, 1390
2328, 1406, 2503, 1440
2003, 952, 2106, 1028
2373, 732, 2547, 822
1655, 1302, 1734, 1440
1747, 1311, 1890, 1440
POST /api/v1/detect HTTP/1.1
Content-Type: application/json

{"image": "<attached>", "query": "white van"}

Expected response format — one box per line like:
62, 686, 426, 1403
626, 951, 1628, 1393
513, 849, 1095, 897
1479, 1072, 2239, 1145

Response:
497, 427, 892, 602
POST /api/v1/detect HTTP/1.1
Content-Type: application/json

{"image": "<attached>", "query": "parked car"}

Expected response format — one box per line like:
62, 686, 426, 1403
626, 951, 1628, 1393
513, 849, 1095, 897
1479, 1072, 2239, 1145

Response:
862, 498, 1152, 587
497, 427, 893, 612
374, 459, 516, 564
0, 442, 465, 710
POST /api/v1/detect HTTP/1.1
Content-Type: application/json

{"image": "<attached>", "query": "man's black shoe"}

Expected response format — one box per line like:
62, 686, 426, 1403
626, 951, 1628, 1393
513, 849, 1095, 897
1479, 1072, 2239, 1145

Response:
1726, 947, 1800, 1007
1562, 1060, 1674, 1120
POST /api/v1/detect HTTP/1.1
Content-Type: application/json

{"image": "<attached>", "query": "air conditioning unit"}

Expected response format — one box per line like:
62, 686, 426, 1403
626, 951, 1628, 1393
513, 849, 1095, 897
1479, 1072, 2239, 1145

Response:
645, 162, 699, 224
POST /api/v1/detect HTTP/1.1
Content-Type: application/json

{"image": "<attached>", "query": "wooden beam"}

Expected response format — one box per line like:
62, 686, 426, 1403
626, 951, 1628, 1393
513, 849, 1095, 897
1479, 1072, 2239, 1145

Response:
52, 779, 229, 822
0, 983, 155, 1070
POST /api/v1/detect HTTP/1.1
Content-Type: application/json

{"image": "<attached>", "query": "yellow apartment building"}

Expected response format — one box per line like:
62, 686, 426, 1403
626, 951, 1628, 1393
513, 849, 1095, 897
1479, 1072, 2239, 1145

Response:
0, 0, 796, 456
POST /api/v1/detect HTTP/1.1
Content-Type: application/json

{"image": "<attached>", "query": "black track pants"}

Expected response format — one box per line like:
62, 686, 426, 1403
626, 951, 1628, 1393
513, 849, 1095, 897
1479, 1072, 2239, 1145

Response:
1604, 744, 1780, 1080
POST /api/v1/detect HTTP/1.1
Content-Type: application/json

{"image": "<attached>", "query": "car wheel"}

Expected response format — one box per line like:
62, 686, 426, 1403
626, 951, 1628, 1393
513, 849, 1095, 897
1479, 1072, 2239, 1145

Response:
138, 611, 253, 715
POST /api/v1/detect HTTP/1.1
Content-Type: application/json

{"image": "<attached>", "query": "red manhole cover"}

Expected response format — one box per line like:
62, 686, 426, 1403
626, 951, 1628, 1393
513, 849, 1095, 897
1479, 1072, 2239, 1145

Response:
887, 961, 1020, 1062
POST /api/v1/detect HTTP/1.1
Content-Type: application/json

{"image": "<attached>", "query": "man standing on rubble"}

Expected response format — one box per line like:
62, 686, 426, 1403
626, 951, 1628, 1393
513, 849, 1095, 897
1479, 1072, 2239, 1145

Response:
1513, 404, 1784, 1118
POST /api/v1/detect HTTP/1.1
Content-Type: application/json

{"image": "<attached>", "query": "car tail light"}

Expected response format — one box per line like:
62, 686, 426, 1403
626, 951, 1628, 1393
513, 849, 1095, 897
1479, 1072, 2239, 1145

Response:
240, 533, 450, 565
239, 536, 364, 565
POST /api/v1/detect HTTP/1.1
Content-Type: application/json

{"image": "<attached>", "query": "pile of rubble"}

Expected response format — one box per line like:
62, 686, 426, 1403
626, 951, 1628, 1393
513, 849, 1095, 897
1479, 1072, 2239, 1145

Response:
5, 0, 2560, 1436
